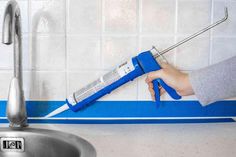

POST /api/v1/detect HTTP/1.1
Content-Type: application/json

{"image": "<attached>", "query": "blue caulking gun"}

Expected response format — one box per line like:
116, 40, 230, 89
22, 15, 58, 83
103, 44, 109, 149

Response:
45, 8, 228, 118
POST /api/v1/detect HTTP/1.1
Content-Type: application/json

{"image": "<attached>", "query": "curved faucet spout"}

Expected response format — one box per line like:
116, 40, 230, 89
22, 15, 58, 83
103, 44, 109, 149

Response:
2, 0, 27, 128
2, 0, 22, 83
2, 0, 20, 44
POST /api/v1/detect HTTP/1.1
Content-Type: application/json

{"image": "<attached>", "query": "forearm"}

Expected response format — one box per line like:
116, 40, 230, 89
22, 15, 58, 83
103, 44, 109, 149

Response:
189, 56, 236, 106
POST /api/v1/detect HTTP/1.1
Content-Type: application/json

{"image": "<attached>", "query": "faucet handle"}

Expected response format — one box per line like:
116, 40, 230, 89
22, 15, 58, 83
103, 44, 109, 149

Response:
7, 77, 27, 128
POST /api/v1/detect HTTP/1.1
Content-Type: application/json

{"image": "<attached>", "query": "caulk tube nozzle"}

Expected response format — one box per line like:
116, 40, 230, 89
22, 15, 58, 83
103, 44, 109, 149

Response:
44, 103, 69, 118
44, 95, 77, 118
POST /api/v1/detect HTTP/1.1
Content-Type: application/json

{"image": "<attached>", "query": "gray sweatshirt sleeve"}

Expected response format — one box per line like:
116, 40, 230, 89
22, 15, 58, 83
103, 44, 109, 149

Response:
189, 56, 236, 106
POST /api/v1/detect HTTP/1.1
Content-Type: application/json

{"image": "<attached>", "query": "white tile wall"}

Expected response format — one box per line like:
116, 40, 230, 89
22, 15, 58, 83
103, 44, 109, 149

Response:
0, 0, 235, 101
104, 0, 138, 34
176, 36, 210, 70
142, 0, 176, 35
0, 72, 12, 100
213, 0, 236, 37
102, 36, 138, 69
67, 35, 101, 70
0, 34, 29, 69
23, 71, 66, 100
178, 0, 212, 35
211, 37, 236, 64
30, 0, 65, 34
29, 34, 65, 70
0, 38, 12, 69
67, 0, 101, 34
37, 72, 66, 100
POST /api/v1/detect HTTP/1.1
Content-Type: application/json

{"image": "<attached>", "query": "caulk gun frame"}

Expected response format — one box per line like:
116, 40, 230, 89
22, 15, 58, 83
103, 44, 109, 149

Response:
151, 46, 168, 63
154, 7, 228, 59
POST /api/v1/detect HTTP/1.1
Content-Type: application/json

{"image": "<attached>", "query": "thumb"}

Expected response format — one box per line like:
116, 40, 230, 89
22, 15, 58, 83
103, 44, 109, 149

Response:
145, 70, 164, 83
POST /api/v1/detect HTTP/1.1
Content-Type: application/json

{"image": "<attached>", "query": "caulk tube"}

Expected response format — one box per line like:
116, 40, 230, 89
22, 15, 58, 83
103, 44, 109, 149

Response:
66, 57, 144, 112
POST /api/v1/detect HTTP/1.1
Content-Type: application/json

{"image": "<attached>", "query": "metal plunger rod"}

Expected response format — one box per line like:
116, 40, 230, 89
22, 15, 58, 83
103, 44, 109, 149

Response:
154, 7, 228, 59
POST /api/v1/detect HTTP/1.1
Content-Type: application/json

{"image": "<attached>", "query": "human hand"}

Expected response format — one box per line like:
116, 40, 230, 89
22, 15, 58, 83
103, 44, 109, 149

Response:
145, 62, 194, 100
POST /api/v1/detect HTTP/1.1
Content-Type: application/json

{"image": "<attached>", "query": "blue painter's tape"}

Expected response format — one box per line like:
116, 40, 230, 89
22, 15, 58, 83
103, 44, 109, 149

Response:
42, 101, 236, 118
0, 101, 235, 124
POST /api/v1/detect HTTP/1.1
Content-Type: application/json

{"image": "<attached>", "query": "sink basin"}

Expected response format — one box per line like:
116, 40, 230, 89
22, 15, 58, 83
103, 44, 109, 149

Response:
0, 128, 96, 157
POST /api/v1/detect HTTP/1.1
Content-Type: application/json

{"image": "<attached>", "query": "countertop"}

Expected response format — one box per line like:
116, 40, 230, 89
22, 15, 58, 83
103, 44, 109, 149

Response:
1, 123, 236, 157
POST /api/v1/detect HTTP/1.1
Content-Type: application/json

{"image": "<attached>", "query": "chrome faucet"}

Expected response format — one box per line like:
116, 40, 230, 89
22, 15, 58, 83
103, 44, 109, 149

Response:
2, 0, 27, 128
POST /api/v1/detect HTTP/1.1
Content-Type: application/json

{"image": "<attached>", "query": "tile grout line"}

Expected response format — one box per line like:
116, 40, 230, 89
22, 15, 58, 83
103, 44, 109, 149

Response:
137, 0, 142, 100
27, 0, 30, 34
0, 68, 114, 72
65, 0, 69, 97
28, 0, 32, 71
42, 33, 236, 38
27, 0, 34, 100
22, 33, 236, 38
100, 0, 105, 71
209, 0, 214, 66
174, 0, 178, 67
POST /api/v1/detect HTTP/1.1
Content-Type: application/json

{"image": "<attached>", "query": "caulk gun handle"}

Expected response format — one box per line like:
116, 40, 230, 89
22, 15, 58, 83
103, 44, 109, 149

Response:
152, 78, 181, 107
159, 78, 181, 98
137, 51, 182, 107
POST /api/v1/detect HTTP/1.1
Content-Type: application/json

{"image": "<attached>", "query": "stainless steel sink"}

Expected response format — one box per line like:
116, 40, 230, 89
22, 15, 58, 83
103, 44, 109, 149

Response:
0, 128, 96, 157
